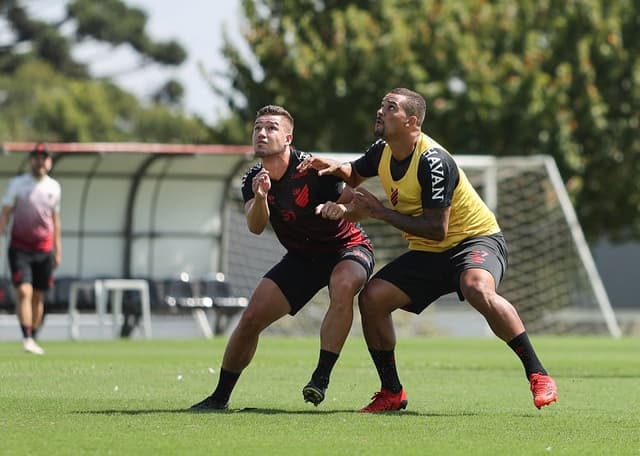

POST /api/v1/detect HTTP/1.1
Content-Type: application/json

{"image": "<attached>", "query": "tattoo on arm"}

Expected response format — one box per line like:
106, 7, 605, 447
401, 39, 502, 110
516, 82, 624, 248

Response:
377, 206, 449, 241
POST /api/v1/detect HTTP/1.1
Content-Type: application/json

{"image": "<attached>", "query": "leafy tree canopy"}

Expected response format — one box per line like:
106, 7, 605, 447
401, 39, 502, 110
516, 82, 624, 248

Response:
212, 0, 640, 241
0, 0, 212, 143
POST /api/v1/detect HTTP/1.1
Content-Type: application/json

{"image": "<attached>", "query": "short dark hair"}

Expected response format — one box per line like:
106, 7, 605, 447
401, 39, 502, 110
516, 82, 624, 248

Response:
389, 88, 426, 126
256, 105, 294, 129
30, 142, 51, 157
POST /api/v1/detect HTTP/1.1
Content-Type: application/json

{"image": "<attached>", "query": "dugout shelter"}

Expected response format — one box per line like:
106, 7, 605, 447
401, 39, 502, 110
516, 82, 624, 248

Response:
0, 142, 622, 338
1, 142, 252, 280
0, 142, 256, 337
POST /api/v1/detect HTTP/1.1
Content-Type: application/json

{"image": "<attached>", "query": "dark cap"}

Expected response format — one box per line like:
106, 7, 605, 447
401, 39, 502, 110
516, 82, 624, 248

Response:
30, 142, 51, 157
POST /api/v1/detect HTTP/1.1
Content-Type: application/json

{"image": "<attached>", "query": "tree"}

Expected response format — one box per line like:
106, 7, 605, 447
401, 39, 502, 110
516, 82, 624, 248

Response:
1, 0, 186, 81
212, 0, 640, 241
0, 0, 212, 143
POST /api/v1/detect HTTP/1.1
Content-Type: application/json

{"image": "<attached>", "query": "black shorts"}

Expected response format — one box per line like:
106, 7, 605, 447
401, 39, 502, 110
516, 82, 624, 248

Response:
373, 233, 508, 314
8, 248, 55, 291
264, 245, 375, 315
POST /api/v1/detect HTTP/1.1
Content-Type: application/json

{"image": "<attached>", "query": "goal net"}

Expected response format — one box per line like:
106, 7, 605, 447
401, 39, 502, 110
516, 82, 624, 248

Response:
223, 154, 621, 337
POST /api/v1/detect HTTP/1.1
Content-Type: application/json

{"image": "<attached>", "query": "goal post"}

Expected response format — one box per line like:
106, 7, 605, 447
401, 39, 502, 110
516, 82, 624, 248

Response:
454, 154, 620, 338
523, 155, 620, 337
223, 153, 622, 338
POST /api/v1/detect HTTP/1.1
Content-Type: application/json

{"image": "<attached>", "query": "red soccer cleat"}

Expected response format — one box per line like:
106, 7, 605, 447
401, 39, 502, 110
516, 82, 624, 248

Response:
360, 388, 408, 413
529, 373, 558, 409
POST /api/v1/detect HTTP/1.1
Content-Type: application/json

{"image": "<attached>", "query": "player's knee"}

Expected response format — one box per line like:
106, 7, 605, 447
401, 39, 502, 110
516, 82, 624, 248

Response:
235, 306, 267, 334
330, 279, 361, 301
461, 281, 494, 308
357, 284, 381, 313
331, 265, 366, 294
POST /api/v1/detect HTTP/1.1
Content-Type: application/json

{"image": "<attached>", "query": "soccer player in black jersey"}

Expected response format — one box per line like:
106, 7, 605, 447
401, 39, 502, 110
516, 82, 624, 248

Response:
190, 105, 374, 411
300, 88, 558, 412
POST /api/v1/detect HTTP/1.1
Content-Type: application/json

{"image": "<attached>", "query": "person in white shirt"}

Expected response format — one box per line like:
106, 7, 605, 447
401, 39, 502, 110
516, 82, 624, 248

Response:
0, 143, 62, 355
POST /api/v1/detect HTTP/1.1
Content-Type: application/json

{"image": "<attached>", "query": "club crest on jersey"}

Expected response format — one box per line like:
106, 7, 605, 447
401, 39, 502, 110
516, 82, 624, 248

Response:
390, 187, 399, 206
293, 184, 310, 207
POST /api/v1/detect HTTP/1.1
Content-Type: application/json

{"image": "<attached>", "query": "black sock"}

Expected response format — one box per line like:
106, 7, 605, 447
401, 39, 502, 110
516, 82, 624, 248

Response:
369, 349, 402, 393
507, 331, 547, 378
212, 368, 241, 403
20, 325, 33, 339
311, 349, 339, 388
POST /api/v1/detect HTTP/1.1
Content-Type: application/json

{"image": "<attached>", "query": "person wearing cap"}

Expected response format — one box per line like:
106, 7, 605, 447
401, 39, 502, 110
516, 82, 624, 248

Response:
0, 143, 62, 355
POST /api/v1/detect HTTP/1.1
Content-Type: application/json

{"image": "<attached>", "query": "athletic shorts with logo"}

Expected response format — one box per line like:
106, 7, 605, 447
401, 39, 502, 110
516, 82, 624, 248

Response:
264, 245, 375, 315
373, 233, 508, 314
8, 248, 55, 290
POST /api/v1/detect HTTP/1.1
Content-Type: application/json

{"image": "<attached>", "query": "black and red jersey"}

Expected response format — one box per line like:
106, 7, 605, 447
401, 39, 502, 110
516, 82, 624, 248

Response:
241, 149, 372, 256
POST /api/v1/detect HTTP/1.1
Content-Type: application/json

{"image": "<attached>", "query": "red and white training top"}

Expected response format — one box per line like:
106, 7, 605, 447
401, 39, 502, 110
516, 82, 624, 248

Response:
2, 173, 61, 252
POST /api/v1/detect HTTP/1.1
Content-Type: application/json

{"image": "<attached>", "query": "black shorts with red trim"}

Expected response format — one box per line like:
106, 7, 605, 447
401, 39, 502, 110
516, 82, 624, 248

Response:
373, 233, 507, 314
8, 248, 55, 290
264, 245, 374, 315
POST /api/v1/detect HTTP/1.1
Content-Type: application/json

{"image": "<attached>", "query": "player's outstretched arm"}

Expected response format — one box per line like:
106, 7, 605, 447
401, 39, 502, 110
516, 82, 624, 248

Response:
355, 187, 450, 241
297, 157, 364, 188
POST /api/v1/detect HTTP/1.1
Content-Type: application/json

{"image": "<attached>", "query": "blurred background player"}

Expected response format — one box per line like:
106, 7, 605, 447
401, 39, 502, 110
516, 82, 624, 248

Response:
0, 143, 62, 355
303, 88, 558, 412
189, 105, 374, 410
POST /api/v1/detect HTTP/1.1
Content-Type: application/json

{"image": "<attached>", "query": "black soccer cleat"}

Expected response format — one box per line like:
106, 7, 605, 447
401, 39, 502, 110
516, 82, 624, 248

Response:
189, 395, 229, 412
302, 381, 326, 406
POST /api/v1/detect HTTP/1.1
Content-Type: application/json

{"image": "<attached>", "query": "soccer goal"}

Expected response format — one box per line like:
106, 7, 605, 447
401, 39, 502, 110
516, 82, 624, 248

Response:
454, 155, 621, 338
222, 153, 622, 338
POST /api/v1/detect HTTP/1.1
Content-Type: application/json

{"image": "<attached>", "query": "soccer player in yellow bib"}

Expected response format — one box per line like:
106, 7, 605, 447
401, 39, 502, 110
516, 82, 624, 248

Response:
299, 88, 558, 412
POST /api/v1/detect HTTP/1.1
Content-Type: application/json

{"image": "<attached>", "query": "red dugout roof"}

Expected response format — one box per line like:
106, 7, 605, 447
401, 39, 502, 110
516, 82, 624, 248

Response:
1, 142, 253, 155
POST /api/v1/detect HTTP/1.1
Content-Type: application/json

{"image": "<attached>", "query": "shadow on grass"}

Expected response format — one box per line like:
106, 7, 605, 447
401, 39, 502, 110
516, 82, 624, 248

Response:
73, 407, 483, 417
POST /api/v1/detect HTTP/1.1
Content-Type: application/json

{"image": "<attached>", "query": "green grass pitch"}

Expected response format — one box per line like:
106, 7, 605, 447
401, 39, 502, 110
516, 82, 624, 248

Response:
1, 336, 638, 455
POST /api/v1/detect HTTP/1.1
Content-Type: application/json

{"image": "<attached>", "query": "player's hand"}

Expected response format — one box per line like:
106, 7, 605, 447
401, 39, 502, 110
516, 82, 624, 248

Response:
353, 187, 386, 219
252, 169, 271, 198
315, 201, 347, 220
297, 156, 341, 176
315, 198, 370, 222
